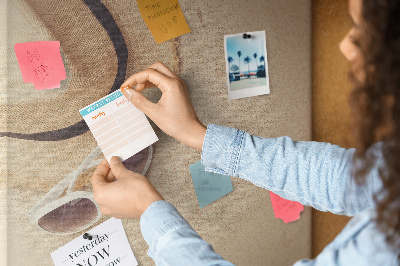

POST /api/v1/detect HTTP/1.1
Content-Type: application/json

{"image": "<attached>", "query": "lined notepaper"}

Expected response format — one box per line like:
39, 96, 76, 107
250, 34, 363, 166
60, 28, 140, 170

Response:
80, 90, 158, 162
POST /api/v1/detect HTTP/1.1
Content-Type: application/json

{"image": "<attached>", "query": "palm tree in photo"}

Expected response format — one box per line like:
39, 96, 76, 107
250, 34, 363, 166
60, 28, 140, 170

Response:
258, 56, 267, 77
228, 56, 234, 73
244, 56, 251, 78
260, 55, 265, 71
237, 51, 242, 78
253, 53, 258, 75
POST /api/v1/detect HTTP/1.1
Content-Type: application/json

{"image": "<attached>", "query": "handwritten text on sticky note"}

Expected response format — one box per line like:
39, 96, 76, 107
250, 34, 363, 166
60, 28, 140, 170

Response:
269, 191, 304, 223
137, 0, 191, 43
14, 41, 67, 90
189, 161, 233, 208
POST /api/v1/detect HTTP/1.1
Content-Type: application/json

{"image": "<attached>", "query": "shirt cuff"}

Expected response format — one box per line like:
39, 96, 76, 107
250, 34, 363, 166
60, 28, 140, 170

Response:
140, 200, 192, 259
201, 124, 244, 176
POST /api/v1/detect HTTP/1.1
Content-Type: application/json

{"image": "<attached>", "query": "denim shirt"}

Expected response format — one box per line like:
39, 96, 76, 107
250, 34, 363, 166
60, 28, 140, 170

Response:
140, 124, 399, 265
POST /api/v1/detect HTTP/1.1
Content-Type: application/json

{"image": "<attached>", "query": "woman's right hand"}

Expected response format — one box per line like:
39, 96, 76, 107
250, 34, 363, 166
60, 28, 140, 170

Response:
120, 62, 207, 151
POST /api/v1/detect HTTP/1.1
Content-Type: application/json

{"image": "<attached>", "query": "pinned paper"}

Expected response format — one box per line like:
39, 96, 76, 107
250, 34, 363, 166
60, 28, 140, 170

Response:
14, 41, 66, 90
51, 218, 138, 266
269, 191, 304, 223
80, 90, 158, 163
137, 0, 191, 43
189, 161, 233, 208
224, 31, 270, 100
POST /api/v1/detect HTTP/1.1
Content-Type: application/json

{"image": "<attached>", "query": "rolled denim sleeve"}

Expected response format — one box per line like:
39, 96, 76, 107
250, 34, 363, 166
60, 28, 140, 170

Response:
201, 124, 383, 216
140, 200, 235, 265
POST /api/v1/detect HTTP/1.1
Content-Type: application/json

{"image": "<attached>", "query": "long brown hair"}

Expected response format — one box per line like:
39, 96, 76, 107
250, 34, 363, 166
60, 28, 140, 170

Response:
350, 0, 400, 253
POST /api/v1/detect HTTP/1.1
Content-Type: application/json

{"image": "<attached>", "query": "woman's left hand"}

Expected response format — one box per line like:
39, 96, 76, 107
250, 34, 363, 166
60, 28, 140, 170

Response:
91, 157, 164, 219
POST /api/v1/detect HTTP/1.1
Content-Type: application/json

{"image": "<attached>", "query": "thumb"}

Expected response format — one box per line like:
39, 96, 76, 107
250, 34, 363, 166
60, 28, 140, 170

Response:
109, 156, 128, 178
123, 89, 156, 116
92, 159, 110, 189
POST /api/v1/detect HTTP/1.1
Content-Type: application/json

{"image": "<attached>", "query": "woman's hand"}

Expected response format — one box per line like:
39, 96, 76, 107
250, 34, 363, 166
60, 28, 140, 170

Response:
91, 157, 164, 219
120, 62, 206, 151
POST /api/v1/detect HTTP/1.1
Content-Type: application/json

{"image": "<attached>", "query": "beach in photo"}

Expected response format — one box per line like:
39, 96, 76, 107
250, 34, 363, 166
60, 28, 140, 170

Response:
224, 31, 270, 100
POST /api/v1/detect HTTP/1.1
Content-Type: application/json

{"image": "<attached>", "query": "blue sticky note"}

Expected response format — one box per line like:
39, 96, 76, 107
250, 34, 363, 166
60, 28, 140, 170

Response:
189, 161, 233, 208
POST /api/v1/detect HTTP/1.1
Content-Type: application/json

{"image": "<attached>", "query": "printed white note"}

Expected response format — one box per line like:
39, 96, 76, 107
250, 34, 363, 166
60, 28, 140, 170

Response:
80, 90, 158, 162
51, 218, 138, 266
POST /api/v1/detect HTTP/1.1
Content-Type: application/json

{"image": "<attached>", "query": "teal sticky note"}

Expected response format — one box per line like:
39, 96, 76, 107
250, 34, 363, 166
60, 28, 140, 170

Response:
189, 161, 233, 208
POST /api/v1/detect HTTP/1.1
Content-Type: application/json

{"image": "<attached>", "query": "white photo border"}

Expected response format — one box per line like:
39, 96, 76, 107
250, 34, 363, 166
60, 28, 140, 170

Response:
224, 30, 270, 100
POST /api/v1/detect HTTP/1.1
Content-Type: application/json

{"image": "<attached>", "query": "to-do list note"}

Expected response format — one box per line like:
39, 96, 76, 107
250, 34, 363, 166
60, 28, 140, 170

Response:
80, 90, 158, 162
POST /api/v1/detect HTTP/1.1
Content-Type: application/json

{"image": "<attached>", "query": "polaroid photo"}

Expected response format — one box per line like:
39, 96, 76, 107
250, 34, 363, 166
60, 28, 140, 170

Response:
224, 30, 270, 100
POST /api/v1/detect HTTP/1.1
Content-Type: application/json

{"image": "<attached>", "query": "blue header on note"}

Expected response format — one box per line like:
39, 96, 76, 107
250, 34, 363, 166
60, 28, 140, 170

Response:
80, 91, 123, 116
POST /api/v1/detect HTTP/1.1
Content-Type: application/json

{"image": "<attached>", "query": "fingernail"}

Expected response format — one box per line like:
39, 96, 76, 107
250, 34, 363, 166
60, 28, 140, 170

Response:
125, 89, 133, 100
110, 156, 121, 165
120, 85, 130, 93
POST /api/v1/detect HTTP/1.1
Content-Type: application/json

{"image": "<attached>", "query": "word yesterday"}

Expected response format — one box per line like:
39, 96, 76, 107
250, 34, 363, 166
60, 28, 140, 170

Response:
68, 233, 109, 260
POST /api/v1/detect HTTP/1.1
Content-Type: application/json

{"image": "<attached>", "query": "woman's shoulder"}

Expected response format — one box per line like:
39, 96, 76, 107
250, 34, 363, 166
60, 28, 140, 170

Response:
323, 209, 399, 265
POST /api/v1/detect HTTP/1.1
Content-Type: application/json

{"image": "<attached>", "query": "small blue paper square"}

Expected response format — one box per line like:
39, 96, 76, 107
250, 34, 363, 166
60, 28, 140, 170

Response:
189, 161, 233, 208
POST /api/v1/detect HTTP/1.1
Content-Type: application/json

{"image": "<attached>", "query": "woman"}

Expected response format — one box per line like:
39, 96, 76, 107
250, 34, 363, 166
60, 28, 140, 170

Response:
91, 0, 400, 264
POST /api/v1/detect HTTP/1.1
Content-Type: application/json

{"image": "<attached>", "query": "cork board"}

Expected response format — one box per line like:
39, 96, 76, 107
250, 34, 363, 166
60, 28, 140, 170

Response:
1, 0, 312, 265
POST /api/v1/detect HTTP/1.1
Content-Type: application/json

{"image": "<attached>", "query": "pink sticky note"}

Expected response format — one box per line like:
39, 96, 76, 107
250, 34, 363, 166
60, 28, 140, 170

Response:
14, 41, 66, 90
269, 191, 304, 223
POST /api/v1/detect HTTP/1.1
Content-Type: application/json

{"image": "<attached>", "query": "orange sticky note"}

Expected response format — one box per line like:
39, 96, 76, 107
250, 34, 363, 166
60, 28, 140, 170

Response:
137, 0, 191, 43
269, 191, 304, 223
14, 41, 66, 90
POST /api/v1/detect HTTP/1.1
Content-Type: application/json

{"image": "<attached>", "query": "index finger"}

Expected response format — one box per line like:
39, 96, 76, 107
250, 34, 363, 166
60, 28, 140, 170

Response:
91, 159, 111, 190
147, 61, 177, 79
121, 68, 174, 94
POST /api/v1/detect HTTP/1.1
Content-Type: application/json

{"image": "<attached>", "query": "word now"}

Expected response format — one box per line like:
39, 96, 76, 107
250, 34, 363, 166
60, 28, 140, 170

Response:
76, 245, 113, 266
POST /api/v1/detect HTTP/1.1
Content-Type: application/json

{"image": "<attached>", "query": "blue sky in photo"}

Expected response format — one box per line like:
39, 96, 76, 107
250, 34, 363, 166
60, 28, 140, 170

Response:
226, 33, 266, 73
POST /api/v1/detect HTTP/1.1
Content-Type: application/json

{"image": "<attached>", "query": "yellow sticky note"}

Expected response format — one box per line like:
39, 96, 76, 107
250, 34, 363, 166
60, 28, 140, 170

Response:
137, 0, 191, 43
